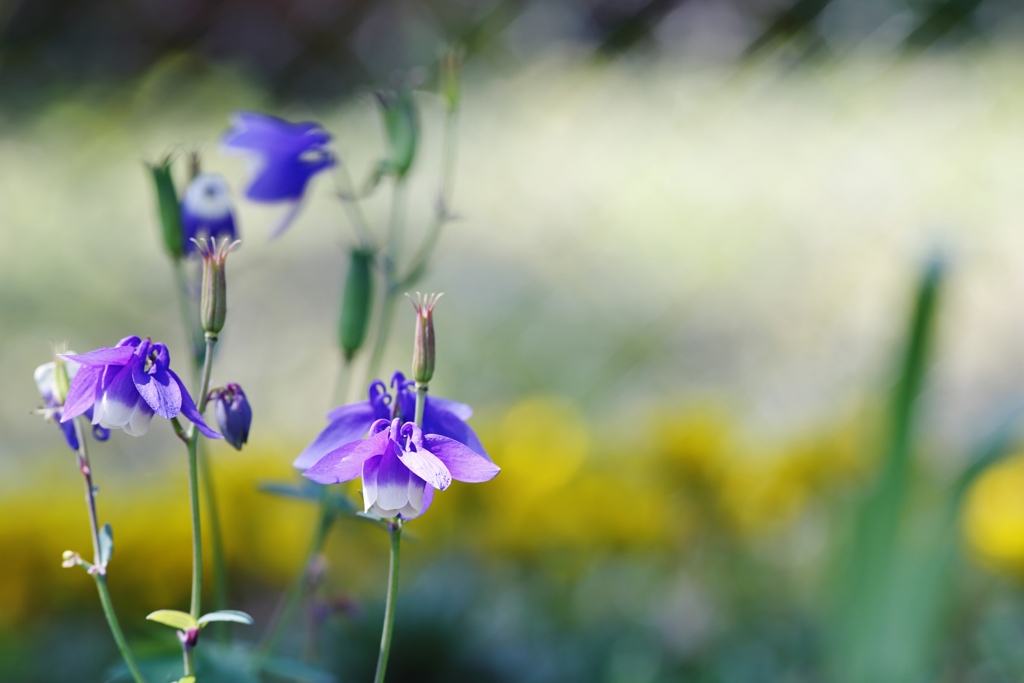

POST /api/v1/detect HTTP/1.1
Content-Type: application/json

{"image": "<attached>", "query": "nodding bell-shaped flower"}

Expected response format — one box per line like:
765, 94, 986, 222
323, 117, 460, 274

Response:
221, 111, 336, 239
181, 173, 237, 256
209, 383, 251, 451
293, 371, 490, 470
304, 418, 499, 519
59, 336, 221, 439
35, 355, 109, 450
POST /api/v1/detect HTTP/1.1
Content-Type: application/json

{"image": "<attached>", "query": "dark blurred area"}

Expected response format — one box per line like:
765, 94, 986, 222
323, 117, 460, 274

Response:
3, 0, 1024, 109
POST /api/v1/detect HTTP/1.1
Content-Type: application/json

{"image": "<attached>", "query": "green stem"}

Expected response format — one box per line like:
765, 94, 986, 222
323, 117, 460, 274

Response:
95, 574, 148, 683
182, 644, 195, 676
373, 522, 402, 683
187, 336, 218, 620
258, 499, 335, 659
414, 383, 427, 426
367, 179, 407, 381
198, 439, 229, 639
73, 419, 147, 683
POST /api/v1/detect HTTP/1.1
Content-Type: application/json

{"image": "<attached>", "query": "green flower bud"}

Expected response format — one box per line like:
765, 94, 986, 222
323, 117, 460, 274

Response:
339, 248, 374, 362
147, 155, 185, 260
195, 237, 238, 338
53, 354, 71, 405
375, 88, 419, 179
410, 292, 442, 384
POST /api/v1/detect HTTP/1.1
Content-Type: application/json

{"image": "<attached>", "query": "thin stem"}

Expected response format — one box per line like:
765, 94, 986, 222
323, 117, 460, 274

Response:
172, 258, 203, 373
187, 336, 218, 620
414, 383, 427, 427
373, 522, 403, 683
74, 419, 147, 683
95, 574, 148, 683
367, 179, 407, 380
398, 106, 459, 290
198, 439, 229, 639
258, 499, 335, 659
182, 645, 195, 677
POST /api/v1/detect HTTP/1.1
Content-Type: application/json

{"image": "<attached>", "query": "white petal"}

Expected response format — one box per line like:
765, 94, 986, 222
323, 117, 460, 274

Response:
34, 363, 55, 399
182, 173, 234, 220
99, 392, 136, 427
123, 404, 154, 436
372, 502, 400, 519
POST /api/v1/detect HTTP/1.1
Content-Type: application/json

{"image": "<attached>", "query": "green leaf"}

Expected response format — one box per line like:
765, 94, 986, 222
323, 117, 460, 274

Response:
146, 609, 198, 630
197, 610, 255, 627
147, 156, 184, 259
257, 481, 321, 501
175, 678, 196, 683
98, 523, 114, 566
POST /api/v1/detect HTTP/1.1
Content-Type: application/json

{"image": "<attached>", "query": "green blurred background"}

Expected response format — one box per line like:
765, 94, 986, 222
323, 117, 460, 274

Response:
6, 0, 1024, 681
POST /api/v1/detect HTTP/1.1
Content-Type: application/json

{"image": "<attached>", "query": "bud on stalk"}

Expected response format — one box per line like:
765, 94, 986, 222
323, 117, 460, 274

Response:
194, 237, 239, 338
339, 248, 374, 362
53, 354, 71, 405
375, 88, 419, 179
410, 292, 442, 384
148, 155, 185, 260
439, 46, 464, 113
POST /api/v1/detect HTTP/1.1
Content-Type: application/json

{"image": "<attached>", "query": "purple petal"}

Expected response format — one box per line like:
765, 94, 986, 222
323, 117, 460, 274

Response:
423, 400, 490, 459
172, 372, 221, 439
424, 435, 500, 483
361, 455, 381, 511
293, 401, 376, 469
61, 365, 102, 421
418, 484, 435, 516
59, 417, 80, 450
60, 346, 135, 367
398, 475, 428, 520
133, 363, 182, 419
428, 396, 473, 421
376, 442, 411, 512
303, 430, 389, 484
399, 443, 451, 491
97, 361, 144, 427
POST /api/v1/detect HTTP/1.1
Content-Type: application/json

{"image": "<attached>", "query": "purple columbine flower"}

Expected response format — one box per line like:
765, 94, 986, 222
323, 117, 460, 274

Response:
304, 417, 499, 519
35, 359, 109, 450
221, 112, 336, 238
181, 173, 237, 256
210, 383, 251, 451
293, 371, 488, 470
59, 336, 221, 439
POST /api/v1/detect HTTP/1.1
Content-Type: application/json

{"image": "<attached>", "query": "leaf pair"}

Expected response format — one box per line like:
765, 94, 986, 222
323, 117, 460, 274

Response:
147, 609, 254, 631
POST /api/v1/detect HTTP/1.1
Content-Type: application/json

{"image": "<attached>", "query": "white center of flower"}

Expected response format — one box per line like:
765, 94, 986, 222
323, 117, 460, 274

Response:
182, 173, 233, 219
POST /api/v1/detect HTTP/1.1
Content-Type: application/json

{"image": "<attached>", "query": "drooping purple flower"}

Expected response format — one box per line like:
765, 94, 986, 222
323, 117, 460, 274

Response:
59, 336, 221, 439
293, 371, 488, 470
210, 383, 251, 451
181, 173, 237, 256
221, 112, 336, 238
304, 417, 499, 519
35, 359, 109, 450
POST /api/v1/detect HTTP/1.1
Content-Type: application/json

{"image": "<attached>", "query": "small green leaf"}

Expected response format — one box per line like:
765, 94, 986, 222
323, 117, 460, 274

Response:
197, 610, 255, 627
98, 524, 114, 566
146, 609, 198, 630
175, 678, 196, 683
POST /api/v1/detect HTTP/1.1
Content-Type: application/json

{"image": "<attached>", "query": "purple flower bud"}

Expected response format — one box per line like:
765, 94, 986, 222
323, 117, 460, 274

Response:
410, 293, 442, 384
35, 355, 109, 450
210, 384, 251, 451
181, 173, 237, 256
193, 237, 239, 338
177, 627, 199, 649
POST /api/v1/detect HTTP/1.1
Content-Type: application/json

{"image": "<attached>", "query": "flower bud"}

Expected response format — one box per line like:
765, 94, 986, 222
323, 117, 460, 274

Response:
210, 383, 251, 450
61, 550, 81, 568
410, 293, 442, 384
194, 237, 238, 338
375, 88, 419, 179
53, 355, 71, 405
148, 155, 185, 260
439, 46, 464, 112
339, 248, 374, 362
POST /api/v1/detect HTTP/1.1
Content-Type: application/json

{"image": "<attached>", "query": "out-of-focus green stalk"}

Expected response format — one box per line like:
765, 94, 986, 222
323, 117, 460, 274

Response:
258, 490, 335, 661
367, 179, 407, 381
414, 383, 427, 427
182, 643, 195, 677
73, 419, 147, 683
373, 521, 402, 683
